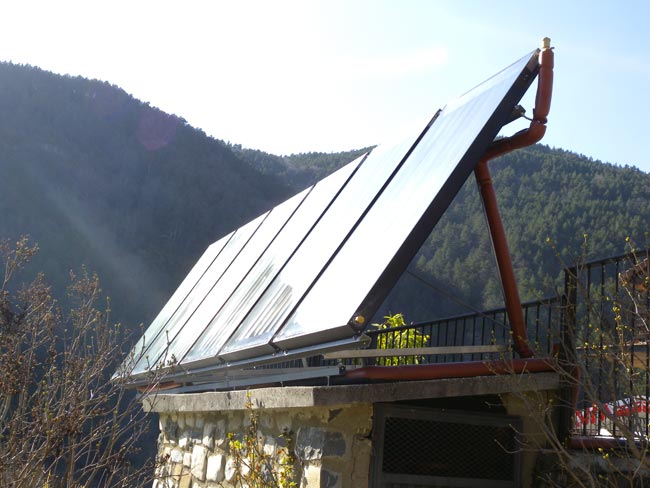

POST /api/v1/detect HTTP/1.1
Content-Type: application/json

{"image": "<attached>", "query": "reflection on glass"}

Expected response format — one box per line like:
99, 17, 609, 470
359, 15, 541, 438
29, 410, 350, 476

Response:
181, 156, 362, 368
274, 52, 536, 349
123, 234, 231, 376
219, 139, 419, 361
130, 213, 267, 375
160, 189, 310, 367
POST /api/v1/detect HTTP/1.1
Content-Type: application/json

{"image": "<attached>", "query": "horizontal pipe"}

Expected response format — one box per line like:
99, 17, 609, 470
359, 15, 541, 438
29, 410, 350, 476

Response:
342, 358, 555, 381
567, 436, 636, 450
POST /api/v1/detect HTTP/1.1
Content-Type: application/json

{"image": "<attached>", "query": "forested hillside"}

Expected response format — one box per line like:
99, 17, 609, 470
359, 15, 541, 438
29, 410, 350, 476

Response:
0, 62, 293, 325
2, 61, 649, 332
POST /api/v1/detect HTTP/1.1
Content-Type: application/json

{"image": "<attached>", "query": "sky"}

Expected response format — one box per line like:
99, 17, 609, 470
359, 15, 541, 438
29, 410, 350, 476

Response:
1, 0, 649, 171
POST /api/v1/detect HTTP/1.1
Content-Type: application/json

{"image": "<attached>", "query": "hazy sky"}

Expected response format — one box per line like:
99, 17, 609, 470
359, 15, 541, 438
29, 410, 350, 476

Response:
2, 0, 649, 171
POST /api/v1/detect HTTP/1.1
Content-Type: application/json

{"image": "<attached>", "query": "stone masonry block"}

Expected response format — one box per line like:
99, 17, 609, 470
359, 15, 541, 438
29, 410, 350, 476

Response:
276, 412, 292, 433
215, 419, 228, 449
302, 464, 341, 488
296, 427, 346, 461
206, 454, 226, 482
185, 413, 195, 428
320, 467, 342, 488
163, 420, 179, 444
224, 457, 237, 483
170, 448, 183, 464
202, 421, 216, 449
189, 428, 203, 446
263, 435, 277, 457
191, 444, 208, 481
178, 430, 189, 449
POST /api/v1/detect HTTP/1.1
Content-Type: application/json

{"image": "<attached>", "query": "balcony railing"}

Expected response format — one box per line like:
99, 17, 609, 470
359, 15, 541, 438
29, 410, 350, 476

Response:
348, 248, 650, 440
355, 297, 561, 366
268, 248, 650, 441
565, 249, 650, 438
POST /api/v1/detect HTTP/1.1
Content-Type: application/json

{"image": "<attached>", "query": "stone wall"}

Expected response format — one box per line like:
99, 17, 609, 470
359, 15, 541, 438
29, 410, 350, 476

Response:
152, 402, 372, 488
146, 373, 561, 488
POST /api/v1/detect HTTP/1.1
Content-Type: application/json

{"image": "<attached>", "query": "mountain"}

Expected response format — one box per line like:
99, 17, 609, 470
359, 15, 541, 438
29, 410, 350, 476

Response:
0, 62, 294, 326
2, 61, 649, 333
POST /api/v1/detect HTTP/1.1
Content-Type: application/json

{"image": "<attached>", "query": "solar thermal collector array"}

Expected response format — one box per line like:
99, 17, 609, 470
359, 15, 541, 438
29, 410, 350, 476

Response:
121, 49, 540, 385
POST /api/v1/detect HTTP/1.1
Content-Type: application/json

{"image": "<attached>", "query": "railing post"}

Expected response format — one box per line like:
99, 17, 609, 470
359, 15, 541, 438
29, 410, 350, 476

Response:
557, 265, 578, 442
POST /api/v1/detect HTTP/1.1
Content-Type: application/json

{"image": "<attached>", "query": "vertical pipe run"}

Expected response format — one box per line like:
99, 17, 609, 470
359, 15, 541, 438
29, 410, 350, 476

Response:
474, 38, 554, 359
475, 161, 534, 358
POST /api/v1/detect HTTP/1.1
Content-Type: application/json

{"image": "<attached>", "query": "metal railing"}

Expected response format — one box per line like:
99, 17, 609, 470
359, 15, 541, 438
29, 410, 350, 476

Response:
356, 297, 561, 366
267, 249, 650, 441
566, 249, 650, 438
343, 248, 650, 440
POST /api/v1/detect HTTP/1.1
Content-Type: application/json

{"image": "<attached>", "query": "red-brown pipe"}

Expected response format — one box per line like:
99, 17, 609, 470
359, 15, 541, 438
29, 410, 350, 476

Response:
474, 39, 554, 359
343, 358, 555, 381
475, 161, 534, 358
567, 436, 631, 450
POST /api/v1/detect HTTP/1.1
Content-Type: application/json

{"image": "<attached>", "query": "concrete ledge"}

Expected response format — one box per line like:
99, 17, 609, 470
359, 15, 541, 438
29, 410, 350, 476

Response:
143, 372, 559, 413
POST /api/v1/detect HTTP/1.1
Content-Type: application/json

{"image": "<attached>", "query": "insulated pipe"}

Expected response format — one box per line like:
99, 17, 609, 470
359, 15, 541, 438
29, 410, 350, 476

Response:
474, 38, 554, 359
342, 358, 555, 381
567, 436, 633, 450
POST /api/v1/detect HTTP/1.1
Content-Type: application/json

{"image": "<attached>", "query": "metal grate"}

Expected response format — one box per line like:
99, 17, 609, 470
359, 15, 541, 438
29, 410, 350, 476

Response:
372, 404, 521, 487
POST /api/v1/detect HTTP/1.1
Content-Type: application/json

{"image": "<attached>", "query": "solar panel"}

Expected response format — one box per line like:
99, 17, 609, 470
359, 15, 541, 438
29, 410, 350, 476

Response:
179, 155, 365, 369
274, 52, 537, 350
216, 139, 419, 362
130, 212, 269, 376
123, 49, 540, 384
119, 232, 234, 377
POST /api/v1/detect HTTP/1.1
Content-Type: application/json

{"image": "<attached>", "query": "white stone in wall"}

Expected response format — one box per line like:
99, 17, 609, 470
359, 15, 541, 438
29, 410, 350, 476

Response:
303, 463, 321, 487
263, 436, 277, 457
191, 444, 208, 481
169, 448, 183, 464
215, 419, 227, 449
183, 451, 192, 468
276, 413, 292, 433
206, 454, 226, 482
224, 457, 237, 483
240, 458, 250, 478
178, 430, 189, 449
202, 421, 215, 449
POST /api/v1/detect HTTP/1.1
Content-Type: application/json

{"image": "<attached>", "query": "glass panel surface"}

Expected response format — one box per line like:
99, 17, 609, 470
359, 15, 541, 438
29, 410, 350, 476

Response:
274, 52, 536, 348
159, 189, 311, 367
124, 234, 232, 372
219, 138, 420, 361
130, 213, 267, 375
181, 155, 363, 368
